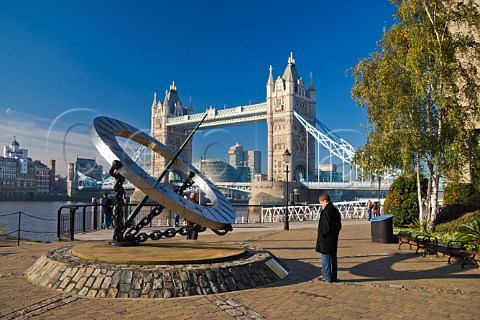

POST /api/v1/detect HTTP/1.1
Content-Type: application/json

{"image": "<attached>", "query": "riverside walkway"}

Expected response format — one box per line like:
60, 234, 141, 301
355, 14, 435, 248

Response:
1, 220, 478, 319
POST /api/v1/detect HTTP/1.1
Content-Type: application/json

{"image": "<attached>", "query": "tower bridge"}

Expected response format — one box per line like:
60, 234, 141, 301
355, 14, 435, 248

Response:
151, 53, 355, 185
75, 49, 382, 205
146, 53, 370, 206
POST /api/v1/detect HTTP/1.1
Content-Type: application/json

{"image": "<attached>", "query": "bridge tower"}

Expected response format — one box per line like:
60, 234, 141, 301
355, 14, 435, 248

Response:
151, 82, 194, 181
266, 53, 316, 182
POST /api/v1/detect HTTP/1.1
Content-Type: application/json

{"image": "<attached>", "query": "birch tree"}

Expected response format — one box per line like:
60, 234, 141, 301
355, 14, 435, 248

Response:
351, 0, 480, 230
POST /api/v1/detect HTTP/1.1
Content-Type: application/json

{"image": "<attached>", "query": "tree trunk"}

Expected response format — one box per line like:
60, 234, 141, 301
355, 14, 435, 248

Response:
426, 163, 433, 222
429, 171, 440, 232
416, 159, 425, 222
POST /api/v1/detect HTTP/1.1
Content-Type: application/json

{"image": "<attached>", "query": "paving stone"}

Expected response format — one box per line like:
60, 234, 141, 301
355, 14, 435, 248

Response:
92, 274, 105, 289
101, 276, 112, 289
107, 287, 118, 298
84, 276, 95, 287
6, 221, 479, 320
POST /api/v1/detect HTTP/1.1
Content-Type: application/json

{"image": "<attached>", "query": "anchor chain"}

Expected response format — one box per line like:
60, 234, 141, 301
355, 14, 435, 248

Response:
128, 225, 208, 243
109, 160, 126, 242
124, 205, 165, 241
123, 170, 198, 243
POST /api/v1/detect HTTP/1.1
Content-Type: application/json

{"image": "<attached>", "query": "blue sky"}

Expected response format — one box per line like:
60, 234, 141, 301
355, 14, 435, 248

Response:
0, 0, 397, 176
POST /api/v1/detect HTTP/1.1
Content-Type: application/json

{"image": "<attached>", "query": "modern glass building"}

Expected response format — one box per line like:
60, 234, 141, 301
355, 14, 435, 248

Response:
199, 159, 245, 183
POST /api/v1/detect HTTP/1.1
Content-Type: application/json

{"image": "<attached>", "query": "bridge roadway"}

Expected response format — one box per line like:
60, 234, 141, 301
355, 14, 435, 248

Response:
216, 181, 392, 193
77, 180, 392, 196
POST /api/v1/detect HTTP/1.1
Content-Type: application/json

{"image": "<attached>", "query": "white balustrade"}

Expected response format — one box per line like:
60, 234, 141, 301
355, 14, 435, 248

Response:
261, 199, 385, 223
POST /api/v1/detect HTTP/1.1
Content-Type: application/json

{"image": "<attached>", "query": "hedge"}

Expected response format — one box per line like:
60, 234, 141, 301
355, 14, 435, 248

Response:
444, 182, 480, 211
384, 175, 427, 227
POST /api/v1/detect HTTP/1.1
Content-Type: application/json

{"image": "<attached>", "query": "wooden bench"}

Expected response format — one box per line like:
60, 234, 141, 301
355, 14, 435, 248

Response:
397, 232, 418, 250
426, 240, 466, 263
397, 233, 479, 267
459, 244, 479, 268
431, 241, 479, 267
397, 233, 439, 256
414, 235, 438, 257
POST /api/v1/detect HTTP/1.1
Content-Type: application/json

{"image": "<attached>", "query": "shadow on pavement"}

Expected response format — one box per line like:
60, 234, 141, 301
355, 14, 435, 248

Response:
276, 258, 322, 283
259, 251, 478, 290
346, 252, 480, 282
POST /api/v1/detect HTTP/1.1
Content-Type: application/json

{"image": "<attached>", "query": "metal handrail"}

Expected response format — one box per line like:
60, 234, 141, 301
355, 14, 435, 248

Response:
57, 203, 101, 241
56, 203, 265, 240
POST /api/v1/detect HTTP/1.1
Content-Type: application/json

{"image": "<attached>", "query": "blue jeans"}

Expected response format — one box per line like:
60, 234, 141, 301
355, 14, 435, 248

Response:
103, 212, 109, 229
103, 210, 112, 229
321, 253, 338, 282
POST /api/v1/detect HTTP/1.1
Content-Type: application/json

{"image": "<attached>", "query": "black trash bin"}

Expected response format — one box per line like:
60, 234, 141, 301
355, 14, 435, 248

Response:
370, 214, 394, 243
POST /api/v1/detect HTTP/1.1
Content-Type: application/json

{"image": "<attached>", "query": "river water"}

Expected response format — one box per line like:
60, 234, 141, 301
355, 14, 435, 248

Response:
0, 201, 90, 242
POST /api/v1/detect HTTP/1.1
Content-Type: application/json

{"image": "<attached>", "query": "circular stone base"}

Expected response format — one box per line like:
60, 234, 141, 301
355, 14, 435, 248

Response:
71, 240, 247, 265
27, 242, 284, 299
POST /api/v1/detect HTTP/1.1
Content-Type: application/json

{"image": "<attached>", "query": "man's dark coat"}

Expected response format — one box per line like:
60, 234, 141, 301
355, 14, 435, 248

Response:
315, 202, 342, 255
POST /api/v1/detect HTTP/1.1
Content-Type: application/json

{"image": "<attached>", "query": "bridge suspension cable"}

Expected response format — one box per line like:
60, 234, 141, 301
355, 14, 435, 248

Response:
132, 145, 146, 162
293, 111, 355, 164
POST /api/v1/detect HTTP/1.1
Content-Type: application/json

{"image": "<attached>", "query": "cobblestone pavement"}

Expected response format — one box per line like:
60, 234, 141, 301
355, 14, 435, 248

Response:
1, 220, 479, 320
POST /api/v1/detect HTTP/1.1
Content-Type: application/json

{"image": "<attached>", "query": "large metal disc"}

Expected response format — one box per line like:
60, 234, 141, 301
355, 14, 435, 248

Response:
89, 116, 235, 231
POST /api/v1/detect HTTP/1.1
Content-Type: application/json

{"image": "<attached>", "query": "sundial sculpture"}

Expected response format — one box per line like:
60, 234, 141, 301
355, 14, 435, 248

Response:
24, 115, 287, 299
24, 116, 284, 299
90, 115, 235, 244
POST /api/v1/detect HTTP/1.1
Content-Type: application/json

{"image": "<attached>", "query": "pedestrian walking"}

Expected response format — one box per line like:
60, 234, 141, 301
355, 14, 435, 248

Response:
315, 193, 342, 282
100, 192, 113, 229
372, 202, 379, 217
174, 213, 180, 227
366, 199, 372, 221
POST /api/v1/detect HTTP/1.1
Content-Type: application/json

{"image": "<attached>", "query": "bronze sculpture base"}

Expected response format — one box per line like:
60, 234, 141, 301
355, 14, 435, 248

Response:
72, 240, 247, 265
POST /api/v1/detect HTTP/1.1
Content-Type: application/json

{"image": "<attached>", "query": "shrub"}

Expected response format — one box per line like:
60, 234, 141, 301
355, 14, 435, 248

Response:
443, 182, 480, 211
412, 218, 428, 233
435, 211, 480, 233
456, 219, 480, 246
384, 175, 427, 227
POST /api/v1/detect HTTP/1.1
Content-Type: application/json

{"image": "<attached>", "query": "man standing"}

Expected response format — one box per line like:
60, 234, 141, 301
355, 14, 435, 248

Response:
315, 193, 342, 282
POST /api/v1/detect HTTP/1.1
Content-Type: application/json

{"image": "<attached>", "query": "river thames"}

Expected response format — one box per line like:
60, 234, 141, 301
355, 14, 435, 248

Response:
0, 201, 251, 242
0, 201, 90, 242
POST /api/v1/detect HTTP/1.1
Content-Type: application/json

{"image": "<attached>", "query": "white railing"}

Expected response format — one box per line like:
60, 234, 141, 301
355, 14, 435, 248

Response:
261, 205, 322, 223
243, 103, 267, 113
261, 199, 385, 223
217, 108, 237, 116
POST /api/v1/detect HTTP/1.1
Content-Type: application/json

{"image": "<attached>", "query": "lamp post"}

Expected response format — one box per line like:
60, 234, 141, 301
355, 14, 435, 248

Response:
283, 149, 291, 230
